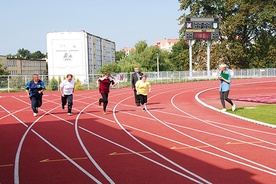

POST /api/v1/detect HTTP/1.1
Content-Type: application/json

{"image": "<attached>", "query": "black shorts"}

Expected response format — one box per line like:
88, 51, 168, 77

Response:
138, 94, 147, 105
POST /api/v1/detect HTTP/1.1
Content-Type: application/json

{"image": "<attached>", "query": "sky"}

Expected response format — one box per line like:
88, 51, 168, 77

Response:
0, 0, 187, 55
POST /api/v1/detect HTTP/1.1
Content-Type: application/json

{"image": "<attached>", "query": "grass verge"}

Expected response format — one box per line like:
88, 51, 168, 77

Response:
228, 104, 276, 125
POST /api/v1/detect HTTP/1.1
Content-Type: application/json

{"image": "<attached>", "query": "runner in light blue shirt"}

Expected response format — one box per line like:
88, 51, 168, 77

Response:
219, 64, 235, 112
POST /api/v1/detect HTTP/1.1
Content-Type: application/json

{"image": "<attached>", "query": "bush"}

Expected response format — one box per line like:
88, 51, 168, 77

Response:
75, 78, 83, 90
10, 76, 24, 91
49, 77, 59, 91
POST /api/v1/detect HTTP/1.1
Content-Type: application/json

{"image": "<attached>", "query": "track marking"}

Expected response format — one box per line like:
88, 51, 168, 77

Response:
113, 95, 212, 184
170, 145, 210, 150
8, 97, 102, 184
171, 141, 263, 150
109, 151, 152, 156
195, 80, 276, 129
4, 81, 274, 183
205, 120, 276, 136
78, 126, 207, 184
120, 122, 276, 177
165, 121, 276, 151
40, 157, 88, 163
74, 101, 115, 184
31, 129, 102, 184
0, 106, 30, 121
226, 141, 263, 145
0, 164, 14, 167
168, 91, 276, 175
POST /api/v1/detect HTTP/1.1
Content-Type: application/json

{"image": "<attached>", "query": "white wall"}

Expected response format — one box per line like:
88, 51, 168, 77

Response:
46, 32, 88, 83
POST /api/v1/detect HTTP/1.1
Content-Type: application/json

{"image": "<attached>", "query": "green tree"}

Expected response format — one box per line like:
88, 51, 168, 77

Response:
30, 51, 46, 59
0, 64, 9, 75
169, 39, 189, 70
115, 50, 126, 62
99, 62, 122, 73
178, 0, 276, 69
134, 41, 148, 54
16, 48, 31, 59
100, 40, 177, 73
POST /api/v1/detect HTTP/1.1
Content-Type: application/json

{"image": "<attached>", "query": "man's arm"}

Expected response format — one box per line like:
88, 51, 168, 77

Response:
131, 73, 135, 89
25, 82, 30, 97
38, 81, 45, 94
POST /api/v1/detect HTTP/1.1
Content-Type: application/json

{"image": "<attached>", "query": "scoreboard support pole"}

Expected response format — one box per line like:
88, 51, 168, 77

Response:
207, 40, 211, 79
185, 17, 219, 79
189, 40, 193, 78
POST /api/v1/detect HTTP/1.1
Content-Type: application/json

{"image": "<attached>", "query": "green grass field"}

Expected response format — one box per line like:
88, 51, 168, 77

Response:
229, 104, 276, 125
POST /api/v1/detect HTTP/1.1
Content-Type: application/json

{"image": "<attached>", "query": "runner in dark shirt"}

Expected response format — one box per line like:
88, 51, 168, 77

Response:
96, 72, 116, 114
25, 74, 46, 117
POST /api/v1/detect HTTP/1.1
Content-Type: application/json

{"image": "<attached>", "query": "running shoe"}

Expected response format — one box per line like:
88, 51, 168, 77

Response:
232, 104, 236, 111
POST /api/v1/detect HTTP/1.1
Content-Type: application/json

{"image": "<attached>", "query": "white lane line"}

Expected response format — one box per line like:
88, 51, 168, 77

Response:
164, 121, 276, 151
150, 108, 276, 136
12, 106, 55, 184
113, 96, 212, 184
121, 122, 276, 176
74, 102, 115, 184
78, 126, 205, 184
38, 90, 209, 183
195, 80, 276, 129
31, 129, 102, 184
0, 106, 30, 121
85, 103, 276, 151
205, 120, 276, 136
44, 100, 207, 183
9, 97, 102, 184
90, 96, 276, 151
168, 92, 276, 174
0, 105, 28, 128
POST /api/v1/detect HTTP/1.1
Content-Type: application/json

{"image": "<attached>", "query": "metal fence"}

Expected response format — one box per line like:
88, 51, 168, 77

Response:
1, 68, 275, 92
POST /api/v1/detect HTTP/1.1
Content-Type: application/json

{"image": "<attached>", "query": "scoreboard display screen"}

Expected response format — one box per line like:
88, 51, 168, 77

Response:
185, 17, 219, 40
193, 32, 211, 40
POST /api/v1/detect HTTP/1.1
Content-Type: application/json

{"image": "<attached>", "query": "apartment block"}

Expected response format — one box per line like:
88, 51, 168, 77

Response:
155, 38, 180, 52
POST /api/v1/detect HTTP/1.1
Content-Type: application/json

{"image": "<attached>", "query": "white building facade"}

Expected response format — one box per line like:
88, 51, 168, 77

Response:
47, 31, 115, 83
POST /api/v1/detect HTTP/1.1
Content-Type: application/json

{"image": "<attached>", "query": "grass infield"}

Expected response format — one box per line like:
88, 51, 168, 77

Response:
229, 104, 276, 125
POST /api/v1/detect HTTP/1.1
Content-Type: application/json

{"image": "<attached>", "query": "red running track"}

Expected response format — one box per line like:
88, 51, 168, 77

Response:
0, 78, 275, 184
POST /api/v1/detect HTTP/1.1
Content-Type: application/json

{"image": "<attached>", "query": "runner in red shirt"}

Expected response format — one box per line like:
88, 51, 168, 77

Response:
96, 72, 116, 114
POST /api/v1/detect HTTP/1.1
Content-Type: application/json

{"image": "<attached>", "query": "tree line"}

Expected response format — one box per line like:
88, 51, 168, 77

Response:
7, 48, 46, 60
1, 0, 275, 75
178, 0, 276, 69
103, 0, 276, 73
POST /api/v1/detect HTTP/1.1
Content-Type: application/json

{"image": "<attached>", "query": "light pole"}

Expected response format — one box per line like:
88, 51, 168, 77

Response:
156, 52, 159, 78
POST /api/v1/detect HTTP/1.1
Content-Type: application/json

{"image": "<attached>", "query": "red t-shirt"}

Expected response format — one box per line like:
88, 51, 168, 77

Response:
98, 77, 115, 94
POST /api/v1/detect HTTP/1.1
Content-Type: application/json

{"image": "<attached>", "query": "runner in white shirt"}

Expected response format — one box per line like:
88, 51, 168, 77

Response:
60, 74, 75, 116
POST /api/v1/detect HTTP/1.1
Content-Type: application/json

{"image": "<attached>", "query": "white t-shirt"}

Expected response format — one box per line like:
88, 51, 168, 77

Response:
60, 80, 75, 95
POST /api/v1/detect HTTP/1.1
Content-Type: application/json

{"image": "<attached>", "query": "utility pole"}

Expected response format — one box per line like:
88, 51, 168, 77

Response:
156, 53, 159, 78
